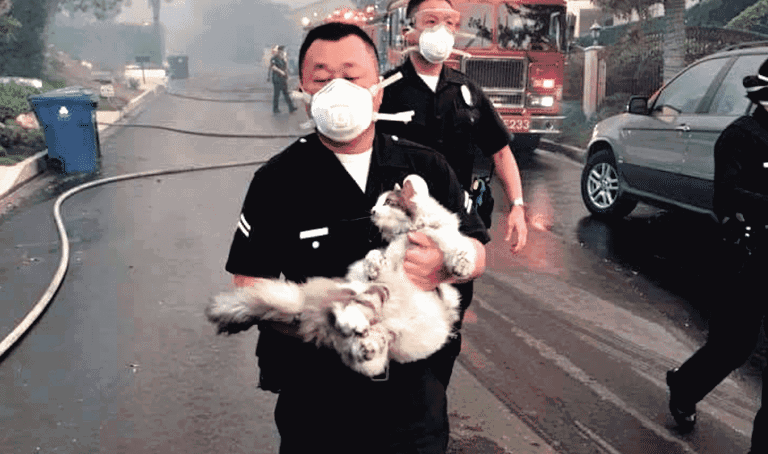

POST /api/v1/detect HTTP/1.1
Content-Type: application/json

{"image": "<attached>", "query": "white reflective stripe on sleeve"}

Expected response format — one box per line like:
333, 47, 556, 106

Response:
237, 220, 250, 237
464, 191, 472, 213
237, 213, 251, 238
240, 213, 251, 232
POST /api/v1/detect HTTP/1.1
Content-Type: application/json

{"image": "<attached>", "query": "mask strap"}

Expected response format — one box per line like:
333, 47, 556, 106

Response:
291, 89, 312, 103
373, 110, 415, 124
369, 72, 404, 97
404, 45, 471, 59
379, 72, 403, 90
454, 30, 478, 39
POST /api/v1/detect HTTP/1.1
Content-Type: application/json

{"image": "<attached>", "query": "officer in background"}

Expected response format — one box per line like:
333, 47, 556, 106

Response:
378, 0, 527, 387
270, 44, 296, 114
226, 22, 488, 454
666, 59, 768, 453
378, 0, 527, 249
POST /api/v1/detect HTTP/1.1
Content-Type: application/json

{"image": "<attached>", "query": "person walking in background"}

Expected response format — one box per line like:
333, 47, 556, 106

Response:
666, 59, 768, 454
270, 44, 296, 114
266, 45, 278, 83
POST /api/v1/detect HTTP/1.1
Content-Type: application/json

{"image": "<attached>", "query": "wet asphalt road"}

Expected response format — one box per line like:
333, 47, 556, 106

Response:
0, 64, 764, 453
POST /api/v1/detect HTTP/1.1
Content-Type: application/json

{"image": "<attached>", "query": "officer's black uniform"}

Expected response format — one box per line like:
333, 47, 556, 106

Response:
377, 59, 510, 385
225, 132, 489, 454
669, 105, 768, 452
379, 59, 510, 191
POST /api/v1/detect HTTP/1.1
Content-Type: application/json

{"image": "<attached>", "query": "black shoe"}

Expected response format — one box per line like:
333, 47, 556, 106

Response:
273, 110, 281, 114
667, 368, 697, 430
289, 107, 297, 113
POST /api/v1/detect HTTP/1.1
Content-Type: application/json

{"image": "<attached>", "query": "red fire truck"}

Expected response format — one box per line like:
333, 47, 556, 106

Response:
306, 0, 568, 154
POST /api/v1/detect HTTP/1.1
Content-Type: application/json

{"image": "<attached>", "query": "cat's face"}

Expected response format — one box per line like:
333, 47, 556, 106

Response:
371, 175, 429, 234
371, 187, 413, 233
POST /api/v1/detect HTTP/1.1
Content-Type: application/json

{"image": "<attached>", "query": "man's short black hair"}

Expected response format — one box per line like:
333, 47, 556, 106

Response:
299, 22, 379, 79
406, 0, 454, 19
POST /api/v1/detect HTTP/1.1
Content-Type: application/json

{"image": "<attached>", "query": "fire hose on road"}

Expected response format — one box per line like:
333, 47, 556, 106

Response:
0, 121, 305, 358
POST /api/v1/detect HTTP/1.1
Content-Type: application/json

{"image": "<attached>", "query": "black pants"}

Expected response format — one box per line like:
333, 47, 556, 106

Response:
274, 357, 449, 454
674, 255, 767, 452
427, 281, 474, 388
272, 81, 295, 113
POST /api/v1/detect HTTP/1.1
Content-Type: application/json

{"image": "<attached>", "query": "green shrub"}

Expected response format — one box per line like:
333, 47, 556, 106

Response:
127, 78, 140, 90
0, 81, 43, 122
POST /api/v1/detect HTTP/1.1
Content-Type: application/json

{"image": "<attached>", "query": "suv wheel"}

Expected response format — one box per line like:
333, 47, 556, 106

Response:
581, 148, 637, 218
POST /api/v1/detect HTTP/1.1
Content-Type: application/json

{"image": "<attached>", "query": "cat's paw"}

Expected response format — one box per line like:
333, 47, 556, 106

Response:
350, 327, 390, 376
445, 244, 476, 279
332, 304, 370, 338
363, 249, 388, 280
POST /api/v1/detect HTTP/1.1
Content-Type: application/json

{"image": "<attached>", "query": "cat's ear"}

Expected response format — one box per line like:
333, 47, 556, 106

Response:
394, 183, 401, 191
402, 179, 416, 201
400, 181, 419, 216
403, 174, 429, 197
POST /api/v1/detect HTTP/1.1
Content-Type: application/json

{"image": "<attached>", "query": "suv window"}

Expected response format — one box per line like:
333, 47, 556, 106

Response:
652, 58, 726, 114
709, 54, 767, 115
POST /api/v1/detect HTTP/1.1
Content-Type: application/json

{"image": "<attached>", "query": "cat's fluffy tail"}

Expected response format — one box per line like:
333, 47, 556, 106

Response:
205, 277, 356, 335
205, 279, 307, 334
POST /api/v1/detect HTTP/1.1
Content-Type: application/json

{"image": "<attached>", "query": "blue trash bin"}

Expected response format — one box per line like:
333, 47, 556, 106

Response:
28, 86, 100, 174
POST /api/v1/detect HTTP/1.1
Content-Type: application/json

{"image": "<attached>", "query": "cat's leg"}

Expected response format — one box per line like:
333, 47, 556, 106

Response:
345, 249, 389, 282
363, 249, 388, 280
425, 230, 477, 279
329, 308, 390, 376
344, 325, 390, 376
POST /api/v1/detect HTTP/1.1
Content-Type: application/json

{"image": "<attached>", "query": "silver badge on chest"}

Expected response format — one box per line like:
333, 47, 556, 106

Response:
461, 85, 473, 107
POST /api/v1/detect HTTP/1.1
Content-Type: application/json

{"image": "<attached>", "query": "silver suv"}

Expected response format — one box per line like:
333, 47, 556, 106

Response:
580, 42, 768, 220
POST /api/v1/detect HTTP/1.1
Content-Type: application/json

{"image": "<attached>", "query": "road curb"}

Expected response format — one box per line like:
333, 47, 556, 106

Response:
539, 138, 587, 164
0, 83, 165, 204
0, 150, 48, 200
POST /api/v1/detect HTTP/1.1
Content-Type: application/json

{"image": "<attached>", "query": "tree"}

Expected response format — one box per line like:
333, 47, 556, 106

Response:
138, 0, 175, 65
591, 0, 687, 83
663, 0, 685, 82
587, 0, 660, 20
55, 0, 127, 21
727, 0, 768, 34
686, 0, 761, 27
1, 0, 48, 77
0, 0, 22, 43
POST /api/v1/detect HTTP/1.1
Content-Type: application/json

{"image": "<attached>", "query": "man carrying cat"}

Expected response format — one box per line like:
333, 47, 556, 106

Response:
224, 22, 489, 454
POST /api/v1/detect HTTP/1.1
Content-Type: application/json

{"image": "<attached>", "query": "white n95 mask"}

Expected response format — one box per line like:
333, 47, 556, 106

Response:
419, 25, 455, 64
299, 73, 414, 143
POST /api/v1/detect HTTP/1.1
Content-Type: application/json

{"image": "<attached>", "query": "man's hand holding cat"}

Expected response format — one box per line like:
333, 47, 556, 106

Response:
404, 231, 447, 291
404, 232, 486, 291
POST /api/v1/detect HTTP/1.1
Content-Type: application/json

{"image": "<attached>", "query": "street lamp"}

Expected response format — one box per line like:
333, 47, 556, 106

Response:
590, 22, 602, 46
301, 17, 310, 27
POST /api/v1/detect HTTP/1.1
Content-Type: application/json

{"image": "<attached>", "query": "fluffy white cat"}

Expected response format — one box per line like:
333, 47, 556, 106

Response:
205, 174, 477, 377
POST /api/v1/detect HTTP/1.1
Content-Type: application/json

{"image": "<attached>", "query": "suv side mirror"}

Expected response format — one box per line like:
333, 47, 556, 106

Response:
627, 96, 648, 115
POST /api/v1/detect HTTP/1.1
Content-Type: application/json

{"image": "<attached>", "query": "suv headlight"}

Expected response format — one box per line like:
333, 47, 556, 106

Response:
528, 95, 554, 108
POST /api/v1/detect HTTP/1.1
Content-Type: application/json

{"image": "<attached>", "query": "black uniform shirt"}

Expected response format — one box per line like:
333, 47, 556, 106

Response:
714, 106, 768, 224
224, 132, 488, 452
378, 58, 511, 189
226, 132, 488, 281
270, 54, 288, 84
